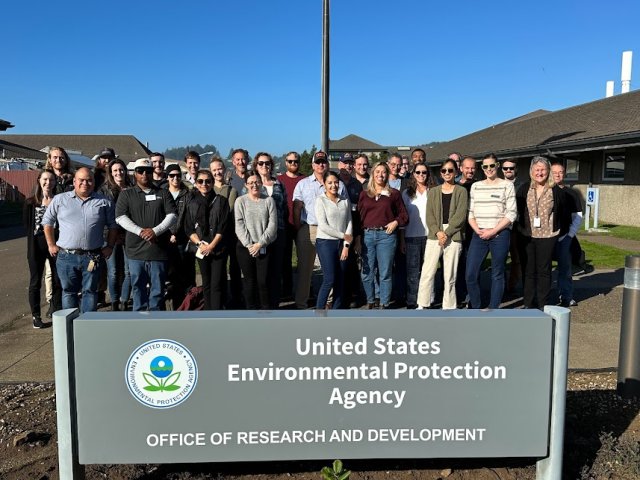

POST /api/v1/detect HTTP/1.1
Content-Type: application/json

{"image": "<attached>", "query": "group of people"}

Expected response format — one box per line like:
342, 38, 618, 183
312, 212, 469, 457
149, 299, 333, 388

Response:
25, 145, 583, 328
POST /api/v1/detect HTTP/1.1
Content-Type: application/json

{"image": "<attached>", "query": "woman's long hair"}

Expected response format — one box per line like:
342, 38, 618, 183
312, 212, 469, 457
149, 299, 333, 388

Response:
366, 161, 391, 198
405, 161, 437, 199
32, 169, 57, 205
105, 159, 133, 194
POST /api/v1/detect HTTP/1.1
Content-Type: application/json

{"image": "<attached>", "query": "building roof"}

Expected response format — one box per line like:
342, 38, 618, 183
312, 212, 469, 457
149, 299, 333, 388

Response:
421, 90, 640, 162
0, 139, 47, 161
0, 134, 152, 163
329, 134, 386, 152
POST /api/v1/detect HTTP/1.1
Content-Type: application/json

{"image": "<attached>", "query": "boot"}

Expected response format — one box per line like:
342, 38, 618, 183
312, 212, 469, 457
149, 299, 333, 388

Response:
111, 301, 121, 312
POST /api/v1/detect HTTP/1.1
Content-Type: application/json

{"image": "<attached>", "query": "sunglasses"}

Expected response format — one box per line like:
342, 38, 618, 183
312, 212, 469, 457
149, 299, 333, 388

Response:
286, 160, 300, 164
257, 161, 271, 167
502, 166, 515, 171
414, 170, 428, 175
314, 161, 328, 165
196, 179, 212, 185
135, 168, 153, 175
440, 168, 455, 174
168, 173, 181, 178
482, 163, 497, 170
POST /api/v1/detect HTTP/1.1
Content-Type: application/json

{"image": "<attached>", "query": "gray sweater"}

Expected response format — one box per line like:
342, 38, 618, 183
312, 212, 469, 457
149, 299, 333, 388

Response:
234, 195, 277, 247
314, 194, 353, 240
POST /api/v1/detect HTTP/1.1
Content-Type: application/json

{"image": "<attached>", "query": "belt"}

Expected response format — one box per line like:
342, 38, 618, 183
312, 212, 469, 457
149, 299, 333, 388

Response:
61, 248, 102, 255
364, 227, 386, 231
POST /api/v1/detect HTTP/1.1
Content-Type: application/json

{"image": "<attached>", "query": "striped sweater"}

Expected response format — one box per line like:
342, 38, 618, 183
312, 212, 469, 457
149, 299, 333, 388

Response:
468, 179, 517, 229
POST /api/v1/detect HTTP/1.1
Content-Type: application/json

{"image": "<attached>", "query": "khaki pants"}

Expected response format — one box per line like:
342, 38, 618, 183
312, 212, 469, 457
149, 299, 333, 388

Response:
417, 231, 462, 309
294, 224, 317, 309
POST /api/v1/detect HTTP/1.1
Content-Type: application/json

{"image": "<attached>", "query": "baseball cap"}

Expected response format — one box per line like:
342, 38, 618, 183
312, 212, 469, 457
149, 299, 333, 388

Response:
313, 151, 328, 163
339, 153, 354, 163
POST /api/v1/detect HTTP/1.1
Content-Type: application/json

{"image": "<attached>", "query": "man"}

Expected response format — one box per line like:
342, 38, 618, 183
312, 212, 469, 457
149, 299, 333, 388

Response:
448, 152, 462, 183
94, 147, 115, 189
116, 158, 177, 311
150, 152, 168, 188
354, 154, 370, 185
277, 151, 305, 300
456, 156, 477, 305
183, 151, 200, 187
387, 154, 403, 190
501, 159, 523, 296
411, 148, 426, 166
43, 168, 118, 316
228, 148, 249, 194
338, 153, 364, 307
292, 151, 345, 309
551, 162, 583, 307
400, 155, 410, 178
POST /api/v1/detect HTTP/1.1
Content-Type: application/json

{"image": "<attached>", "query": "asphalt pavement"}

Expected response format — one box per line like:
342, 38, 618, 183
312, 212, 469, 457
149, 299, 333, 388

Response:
0, 226, 630, 383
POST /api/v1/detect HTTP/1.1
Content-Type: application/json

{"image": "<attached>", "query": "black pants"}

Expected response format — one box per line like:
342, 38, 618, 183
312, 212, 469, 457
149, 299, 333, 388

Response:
281, 223, 296, 299
227, 233, 244, 308
167, 243, 191, 310
197, 251, 228, 310
521, 236, 557, 309
268, 230, 286, 308
28, 235, 62, 316
236, 243, 270, 309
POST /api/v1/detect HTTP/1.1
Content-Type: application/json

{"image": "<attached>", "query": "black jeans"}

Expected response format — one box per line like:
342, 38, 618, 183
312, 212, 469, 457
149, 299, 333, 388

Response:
281, 223, 297, 299
268, 229, 286, 308
27, 235, 62, 316
521, 236, 557, 309
236, 243, 270, 309
198, 251, 228, 310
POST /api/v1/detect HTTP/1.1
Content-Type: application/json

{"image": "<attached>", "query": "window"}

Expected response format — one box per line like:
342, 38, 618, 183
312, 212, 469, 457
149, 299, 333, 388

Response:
564, 156, 579, 182
603, 151, 625, 181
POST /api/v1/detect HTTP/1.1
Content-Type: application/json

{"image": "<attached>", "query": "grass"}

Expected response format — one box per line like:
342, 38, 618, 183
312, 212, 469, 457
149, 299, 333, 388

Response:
602, 224, 640, 242
581, 239, 635, 269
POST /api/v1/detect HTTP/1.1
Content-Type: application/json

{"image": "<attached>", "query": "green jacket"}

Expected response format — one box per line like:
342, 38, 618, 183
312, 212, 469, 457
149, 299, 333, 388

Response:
426, 185, 468, 242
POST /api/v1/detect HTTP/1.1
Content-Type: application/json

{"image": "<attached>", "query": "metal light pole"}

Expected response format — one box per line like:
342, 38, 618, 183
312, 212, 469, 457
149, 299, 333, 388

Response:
321, 0, 330, 154
617, 255, 640, 398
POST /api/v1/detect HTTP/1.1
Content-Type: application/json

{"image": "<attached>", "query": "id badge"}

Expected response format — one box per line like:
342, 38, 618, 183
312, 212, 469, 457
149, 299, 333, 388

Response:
533, 216, 541, 228
145, 194, 157, 201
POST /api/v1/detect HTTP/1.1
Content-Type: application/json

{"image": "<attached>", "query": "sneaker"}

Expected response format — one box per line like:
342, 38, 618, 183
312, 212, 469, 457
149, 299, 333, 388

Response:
32, 316, 45, 329
416, 305, 425, 310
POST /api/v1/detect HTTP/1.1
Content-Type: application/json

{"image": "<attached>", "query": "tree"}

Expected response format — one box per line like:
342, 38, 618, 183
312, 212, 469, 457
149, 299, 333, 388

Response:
299, 145, 317, 177
163, 144, 220, 161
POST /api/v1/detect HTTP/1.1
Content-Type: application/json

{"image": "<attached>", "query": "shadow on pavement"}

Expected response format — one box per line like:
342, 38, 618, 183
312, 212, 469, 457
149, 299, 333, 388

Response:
0, 225, 25, 242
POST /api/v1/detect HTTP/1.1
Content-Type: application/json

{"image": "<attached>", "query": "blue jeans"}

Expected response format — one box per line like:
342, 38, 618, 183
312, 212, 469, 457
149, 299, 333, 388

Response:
106, 244, 131, 304
555, 234, 573, 302
361, 230, 396, 306
316, 238, 347, 309
465, 230, 510, 309
404, 236, 427, 307
56, 250, 101, 313
128, 259, 167, 311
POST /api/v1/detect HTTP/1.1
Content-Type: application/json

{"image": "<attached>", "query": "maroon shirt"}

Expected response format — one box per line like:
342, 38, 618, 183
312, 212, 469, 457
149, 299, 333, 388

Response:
277, 173, 304, 226
358, 188, 409, 229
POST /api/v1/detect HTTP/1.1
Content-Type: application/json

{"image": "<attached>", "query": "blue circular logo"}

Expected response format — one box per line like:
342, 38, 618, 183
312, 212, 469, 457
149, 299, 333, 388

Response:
125, 340, 198, 409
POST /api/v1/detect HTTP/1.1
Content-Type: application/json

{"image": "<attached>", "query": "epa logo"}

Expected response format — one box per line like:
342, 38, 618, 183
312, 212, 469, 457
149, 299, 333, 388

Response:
126, 339, 198, 409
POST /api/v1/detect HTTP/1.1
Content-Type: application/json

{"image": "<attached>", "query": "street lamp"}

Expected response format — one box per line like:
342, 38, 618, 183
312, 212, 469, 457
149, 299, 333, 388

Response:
321, 0, 330, 154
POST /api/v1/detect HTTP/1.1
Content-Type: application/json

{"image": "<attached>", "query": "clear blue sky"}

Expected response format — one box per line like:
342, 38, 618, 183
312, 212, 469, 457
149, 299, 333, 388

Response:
3, 0, 639, 158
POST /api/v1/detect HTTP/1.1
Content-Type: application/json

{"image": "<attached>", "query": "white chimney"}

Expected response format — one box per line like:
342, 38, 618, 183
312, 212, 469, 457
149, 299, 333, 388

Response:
621, 50, 632, 94
606, 81, 615, 97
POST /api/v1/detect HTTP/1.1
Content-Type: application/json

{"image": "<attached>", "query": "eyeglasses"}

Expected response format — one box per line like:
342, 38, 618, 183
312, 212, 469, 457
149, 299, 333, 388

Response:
482, 163, 497, 170
440, 168, 455, 174
286, 160, 300, 164
196, 179, 212, 185
77, 178, 93, 184
135, 168, 153, 175
257, 161, 271, 167
414, 170, 428, 175
502, 166, 515, 171
168, 173, 181, 179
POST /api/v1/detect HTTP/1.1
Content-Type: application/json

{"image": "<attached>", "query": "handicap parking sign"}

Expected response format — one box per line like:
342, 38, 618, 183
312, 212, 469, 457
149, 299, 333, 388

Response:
586, 187, 597, 206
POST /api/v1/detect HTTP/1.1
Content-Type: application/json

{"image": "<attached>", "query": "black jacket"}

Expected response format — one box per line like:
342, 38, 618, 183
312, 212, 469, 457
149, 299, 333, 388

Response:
516, 183, 576, 237
185, 191, 230, 254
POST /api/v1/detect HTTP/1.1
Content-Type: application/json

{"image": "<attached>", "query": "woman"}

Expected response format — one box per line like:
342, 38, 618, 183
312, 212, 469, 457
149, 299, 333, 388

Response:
211, 157, 241, 308
357, 162, 408, 309
315, 170, 353, 309
516, 156, 567, 309
400, 162, 433, 309
185, 170, 230, 310
24, 170, 61, 328
234, 174, 277, 309
44, 146, 73, 193
417, 160, 468, 309
253, 152, 288, 308
99, 159, 133, 311
466, 153, 517, 309
165, 163, 193, 309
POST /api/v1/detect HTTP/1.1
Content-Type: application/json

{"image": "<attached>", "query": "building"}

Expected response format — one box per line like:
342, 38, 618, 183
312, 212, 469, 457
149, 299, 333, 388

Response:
417, 90, 640, 227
